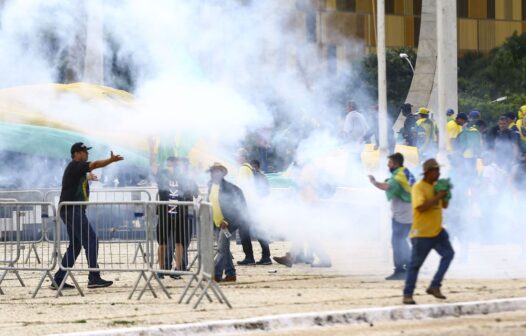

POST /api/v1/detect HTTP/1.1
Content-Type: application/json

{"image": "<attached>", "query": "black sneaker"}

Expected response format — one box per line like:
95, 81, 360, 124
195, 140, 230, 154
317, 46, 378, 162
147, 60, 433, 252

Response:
256, 258, 273, 265
156, 272, 165, 279
168, 274, 182, 280
237, 258, 256, 266
49, 281, 75, 290
87, 278, 113, 289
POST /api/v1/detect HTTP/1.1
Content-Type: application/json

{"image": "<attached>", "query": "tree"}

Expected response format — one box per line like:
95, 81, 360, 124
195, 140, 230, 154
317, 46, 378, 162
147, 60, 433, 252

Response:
355, 47, 416, 119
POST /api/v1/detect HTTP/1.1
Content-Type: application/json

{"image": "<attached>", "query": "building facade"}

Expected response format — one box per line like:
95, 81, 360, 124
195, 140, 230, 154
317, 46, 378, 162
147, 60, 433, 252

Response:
304, 0, 526, 58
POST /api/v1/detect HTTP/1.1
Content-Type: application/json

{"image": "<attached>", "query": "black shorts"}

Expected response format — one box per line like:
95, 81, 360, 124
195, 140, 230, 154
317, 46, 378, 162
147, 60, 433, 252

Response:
156, 204, 193, 246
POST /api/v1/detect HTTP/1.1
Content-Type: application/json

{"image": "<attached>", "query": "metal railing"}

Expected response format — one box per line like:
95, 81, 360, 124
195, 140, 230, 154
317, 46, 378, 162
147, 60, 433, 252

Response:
0, 202, 58, 298
51, 200, 229, 308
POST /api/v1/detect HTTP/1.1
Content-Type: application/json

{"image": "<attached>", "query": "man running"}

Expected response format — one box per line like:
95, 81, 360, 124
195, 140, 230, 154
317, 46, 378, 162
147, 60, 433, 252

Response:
403, 159, 454, 304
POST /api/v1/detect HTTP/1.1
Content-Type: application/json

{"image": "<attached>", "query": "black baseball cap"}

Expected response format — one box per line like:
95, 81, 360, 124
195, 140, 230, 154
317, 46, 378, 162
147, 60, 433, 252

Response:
456, 112, 468, 121
70, 142, 92, 154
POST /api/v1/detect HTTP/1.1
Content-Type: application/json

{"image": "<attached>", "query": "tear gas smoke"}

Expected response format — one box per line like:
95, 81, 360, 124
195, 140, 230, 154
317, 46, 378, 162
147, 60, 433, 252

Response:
0, 0, 524, 279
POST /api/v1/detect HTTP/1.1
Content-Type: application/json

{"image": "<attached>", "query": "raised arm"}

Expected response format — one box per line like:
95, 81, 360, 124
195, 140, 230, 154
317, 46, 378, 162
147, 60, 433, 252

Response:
89, 151, 124, 171
368, 175, 389, 191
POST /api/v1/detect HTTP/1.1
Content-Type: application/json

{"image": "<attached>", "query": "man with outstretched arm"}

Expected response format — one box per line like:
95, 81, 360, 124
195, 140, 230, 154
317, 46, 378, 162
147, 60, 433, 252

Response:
369, 152, 415, 280
52, 142, 123, 290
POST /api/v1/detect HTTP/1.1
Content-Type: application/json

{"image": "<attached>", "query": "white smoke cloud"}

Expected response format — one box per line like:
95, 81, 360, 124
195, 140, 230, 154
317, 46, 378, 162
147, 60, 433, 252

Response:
2, 0, 523, 281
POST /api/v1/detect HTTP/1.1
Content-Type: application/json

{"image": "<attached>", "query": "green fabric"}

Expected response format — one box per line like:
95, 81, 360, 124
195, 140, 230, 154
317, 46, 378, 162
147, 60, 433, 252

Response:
434, 178, 453, 202
0, 122, 148, 167
385, 168, 412, 203
456, 127, 482, 158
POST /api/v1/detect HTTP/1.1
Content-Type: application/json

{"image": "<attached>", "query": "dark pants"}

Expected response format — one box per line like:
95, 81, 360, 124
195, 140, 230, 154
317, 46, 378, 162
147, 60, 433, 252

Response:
239, 224, 270, 261
215, 228, 236, 279
392, 219, 411, 273
55, 207, 100, 283
404, 229, 455, 296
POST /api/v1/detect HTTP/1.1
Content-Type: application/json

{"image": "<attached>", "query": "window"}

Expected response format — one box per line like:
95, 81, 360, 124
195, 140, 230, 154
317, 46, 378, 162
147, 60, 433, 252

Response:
336, 0, 356, 11
457, 0, 468, 18
487, 0, 495, 19
386, 0, 395, 14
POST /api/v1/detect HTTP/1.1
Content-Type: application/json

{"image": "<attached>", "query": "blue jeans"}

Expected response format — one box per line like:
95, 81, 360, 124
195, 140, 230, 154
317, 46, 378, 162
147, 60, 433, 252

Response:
403, 229, 455, 296
55, 206, 101, 283
214, 229, 236, 279
392, 219, 411, 272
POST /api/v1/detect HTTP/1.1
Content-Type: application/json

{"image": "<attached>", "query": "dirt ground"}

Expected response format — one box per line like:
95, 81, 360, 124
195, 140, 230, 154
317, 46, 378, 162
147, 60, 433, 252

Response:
1, 241, 526, 336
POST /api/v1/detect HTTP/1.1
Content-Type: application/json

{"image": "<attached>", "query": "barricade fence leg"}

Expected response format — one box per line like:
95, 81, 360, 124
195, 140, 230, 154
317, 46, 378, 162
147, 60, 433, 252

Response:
178, 274, 198, 303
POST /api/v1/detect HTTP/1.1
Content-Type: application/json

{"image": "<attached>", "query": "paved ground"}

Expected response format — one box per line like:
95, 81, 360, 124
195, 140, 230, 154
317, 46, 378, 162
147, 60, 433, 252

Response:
1, 241, 526, 335
251, 311, 526, 336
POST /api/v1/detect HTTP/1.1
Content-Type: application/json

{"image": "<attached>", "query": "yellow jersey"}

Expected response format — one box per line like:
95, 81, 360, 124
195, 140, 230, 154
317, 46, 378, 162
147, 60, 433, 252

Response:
209, 183, 225, 227
410, 180, 443, 238
446, 120, 462, 152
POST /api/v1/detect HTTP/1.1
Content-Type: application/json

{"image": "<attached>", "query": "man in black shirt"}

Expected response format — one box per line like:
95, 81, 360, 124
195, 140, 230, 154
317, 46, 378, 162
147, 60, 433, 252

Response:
154, 157, 199, 277
52, 142, 123, 290
489, 115, 519, 171
148, 139, 200, 277
400, 103, 417, 146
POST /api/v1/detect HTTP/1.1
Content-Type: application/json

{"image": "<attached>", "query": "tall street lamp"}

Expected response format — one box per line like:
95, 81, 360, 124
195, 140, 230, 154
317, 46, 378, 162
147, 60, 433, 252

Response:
399, 53, 415, 74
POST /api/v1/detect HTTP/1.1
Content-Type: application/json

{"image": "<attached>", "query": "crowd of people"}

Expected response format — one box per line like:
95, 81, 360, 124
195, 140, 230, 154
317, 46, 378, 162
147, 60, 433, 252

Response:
49, 102, 526, 304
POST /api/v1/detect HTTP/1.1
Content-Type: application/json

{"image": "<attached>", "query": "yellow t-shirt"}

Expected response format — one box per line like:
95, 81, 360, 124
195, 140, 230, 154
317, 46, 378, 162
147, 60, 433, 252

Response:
410, 180, 443, 238
209, 184, 224, 227
446, 120, 462, 152
238, 164, 254, 180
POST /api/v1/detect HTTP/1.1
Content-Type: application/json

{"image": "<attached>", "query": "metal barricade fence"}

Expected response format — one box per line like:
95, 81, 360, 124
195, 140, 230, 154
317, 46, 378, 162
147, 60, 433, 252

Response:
44, 188, 156, 261
0, 189, 44, 202
0, 202, 58, 298
54, 201, 229, 308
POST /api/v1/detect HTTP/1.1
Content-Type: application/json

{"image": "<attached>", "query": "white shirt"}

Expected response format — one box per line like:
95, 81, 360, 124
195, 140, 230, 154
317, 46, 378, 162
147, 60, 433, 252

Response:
343, 110, 369, 142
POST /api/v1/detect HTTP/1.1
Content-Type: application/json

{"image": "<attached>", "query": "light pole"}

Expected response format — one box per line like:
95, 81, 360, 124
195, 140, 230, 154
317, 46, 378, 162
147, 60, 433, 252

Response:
399, 53, 415, 74
377, 0, 388, 153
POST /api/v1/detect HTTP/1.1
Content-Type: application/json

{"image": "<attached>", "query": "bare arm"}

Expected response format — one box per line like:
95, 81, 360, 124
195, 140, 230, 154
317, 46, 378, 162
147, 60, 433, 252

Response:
368, 175, 388, 191
89, 151, 124, 171
416, 191, 447, 213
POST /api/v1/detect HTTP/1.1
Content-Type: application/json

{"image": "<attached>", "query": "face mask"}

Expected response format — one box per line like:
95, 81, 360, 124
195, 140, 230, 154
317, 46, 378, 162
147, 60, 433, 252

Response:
389, 167, 397, 173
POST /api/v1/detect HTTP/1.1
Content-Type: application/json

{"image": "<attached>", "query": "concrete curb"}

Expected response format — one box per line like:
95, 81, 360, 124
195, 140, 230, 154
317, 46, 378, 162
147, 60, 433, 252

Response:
53, 297, 526, 336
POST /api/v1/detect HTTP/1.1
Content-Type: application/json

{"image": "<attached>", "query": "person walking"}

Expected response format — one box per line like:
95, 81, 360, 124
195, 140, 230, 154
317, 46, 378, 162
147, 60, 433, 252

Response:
403, 158, 455, 304
369, 153, 415, 280
52, 143, 123, 290
236, 149, 272, 266
207, 162, 249, 282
